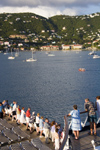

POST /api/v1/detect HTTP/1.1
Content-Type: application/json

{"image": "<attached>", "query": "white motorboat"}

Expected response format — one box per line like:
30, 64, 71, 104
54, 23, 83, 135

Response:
26, 58, 37, 62
93, 55, 100, 59
4, 52, 8, 55
48, 52, 55, 56
26, 50, 37, 62
8, 56, 15, 60
48, 54, 55, 56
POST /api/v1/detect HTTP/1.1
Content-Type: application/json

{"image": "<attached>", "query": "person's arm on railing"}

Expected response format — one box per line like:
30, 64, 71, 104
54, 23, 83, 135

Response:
67, 114, 71, 117
80, 110, 88, 114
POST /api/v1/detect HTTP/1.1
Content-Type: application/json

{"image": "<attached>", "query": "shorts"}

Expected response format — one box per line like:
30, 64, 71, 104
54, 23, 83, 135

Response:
0, 112, 3, 118
36, 123, 39, 127
88, 115, 97, 123
39, 127, 43, 131
12, 111, 16, 116
26, 117, 30, 123
29, 123, 34, 128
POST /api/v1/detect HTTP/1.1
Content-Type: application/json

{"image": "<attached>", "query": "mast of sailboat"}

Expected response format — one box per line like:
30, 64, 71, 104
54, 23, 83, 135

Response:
32, 50, 33, 59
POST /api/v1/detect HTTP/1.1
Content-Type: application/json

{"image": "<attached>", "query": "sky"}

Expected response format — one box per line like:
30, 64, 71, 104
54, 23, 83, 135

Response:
0, 0, 100, 18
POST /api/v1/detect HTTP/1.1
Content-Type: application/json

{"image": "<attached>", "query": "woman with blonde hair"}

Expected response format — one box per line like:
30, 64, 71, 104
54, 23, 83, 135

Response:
39, 116, 44, 138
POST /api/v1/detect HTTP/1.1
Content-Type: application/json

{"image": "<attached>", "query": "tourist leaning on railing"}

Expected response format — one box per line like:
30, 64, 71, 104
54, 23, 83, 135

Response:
12, 101, 17, 121
50, 120, 56, 142
16, 105, 21, 124
39, 116, 44, 138
0, 102, 4, 118
84, 98, 97, 135
20, 107, 26, 125
29, 111, 35, 134
54, 127, 60, 150
67, 104, 82, 140
95, 96, 100, 117
35, 113, 40, 135
44, 118, 50, 144
26, 107, 31, 130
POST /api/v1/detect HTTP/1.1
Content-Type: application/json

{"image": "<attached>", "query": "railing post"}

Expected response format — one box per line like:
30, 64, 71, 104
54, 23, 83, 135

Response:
59, 115, 69, 150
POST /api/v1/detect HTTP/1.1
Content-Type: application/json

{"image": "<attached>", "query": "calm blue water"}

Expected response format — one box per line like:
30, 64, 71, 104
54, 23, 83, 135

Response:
0, 50, 100, 125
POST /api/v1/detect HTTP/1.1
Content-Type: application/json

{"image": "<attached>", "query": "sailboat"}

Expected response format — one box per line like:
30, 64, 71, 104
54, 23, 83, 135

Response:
26, 50, 37, 62
8, 48, 15, 60
15, 49, 19, 57
4, 47, 8, 55
88, 42, 96, 55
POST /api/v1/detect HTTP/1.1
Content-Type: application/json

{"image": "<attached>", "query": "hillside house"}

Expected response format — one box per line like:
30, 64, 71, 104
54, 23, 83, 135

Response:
0, 41, 3, 45
18, 43, 23, 47
9, 35, 27, 39
72, 44, 83, 49
62, 45, 70, 50
4, 41, 9, 45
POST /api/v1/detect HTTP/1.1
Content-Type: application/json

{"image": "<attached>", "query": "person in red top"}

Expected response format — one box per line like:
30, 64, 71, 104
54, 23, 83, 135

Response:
26, 107, 31, 130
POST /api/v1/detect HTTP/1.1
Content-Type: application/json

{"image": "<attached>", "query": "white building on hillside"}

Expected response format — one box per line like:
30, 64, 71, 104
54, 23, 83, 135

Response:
62, 45, 70, 50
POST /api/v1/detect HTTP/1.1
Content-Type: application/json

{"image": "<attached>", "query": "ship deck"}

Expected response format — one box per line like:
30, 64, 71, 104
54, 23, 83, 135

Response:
70, 125, 100, 150
1, 115, 100, 150
0, 115, 54, 150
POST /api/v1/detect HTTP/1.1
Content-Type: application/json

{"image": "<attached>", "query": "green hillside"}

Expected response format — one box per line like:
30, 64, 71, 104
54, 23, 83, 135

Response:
0, 12, 100, 46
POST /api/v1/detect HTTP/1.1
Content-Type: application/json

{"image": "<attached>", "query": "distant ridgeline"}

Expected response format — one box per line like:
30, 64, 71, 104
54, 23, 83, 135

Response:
0, 12, 100, 46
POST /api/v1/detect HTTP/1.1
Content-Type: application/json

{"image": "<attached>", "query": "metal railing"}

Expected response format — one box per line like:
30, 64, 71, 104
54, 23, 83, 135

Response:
60, 110, 100, 150
59, 115, 69, 150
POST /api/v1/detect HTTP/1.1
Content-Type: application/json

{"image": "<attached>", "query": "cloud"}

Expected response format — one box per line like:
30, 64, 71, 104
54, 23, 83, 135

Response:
0, 0, 100, 18
1, 0, 100, 8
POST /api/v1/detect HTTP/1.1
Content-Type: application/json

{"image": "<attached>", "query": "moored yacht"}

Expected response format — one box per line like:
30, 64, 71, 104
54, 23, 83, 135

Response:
8, 48, 15, 60
26, 50, 37, 62
8, 56, 15, 60
93, 54, 100, 59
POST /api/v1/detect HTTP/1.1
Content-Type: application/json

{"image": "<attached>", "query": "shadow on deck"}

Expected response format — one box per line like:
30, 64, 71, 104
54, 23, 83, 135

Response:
70, 126, 100, 150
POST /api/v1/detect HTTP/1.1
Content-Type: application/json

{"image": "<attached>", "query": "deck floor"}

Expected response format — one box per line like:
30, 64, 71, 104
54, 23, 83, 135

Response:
70, 127, 100, 150
0, 116, 54, 150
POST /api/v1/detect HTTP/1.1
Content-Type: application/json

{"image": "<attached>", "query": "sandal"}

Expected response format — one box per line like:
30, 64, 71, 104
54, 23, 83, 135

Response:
91, 133, 93, 136
94, 133, 97, 136
75, 137, 78, 140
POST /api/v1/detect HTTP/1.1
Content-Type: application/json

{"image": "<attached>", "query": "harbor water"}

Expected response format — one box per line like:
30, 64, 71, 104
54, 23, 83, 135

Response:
0, 50, 100, 125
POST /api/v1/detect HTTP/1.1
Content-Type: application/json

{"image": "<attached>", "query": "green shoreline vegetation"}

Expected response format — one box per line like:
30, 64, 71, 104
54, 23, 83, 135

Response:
0, 12, 100, 51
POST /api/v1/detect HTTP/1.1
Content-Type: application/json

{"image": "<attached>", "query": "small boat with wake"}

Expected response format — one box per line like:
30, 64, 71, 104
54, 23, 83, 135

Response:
78, 68, 86, 72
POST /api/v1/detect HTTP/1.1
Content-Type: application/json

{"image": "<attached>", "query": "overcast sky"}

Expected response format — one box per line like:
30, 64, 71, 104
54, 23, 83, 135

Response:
0, 0, 100, 18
